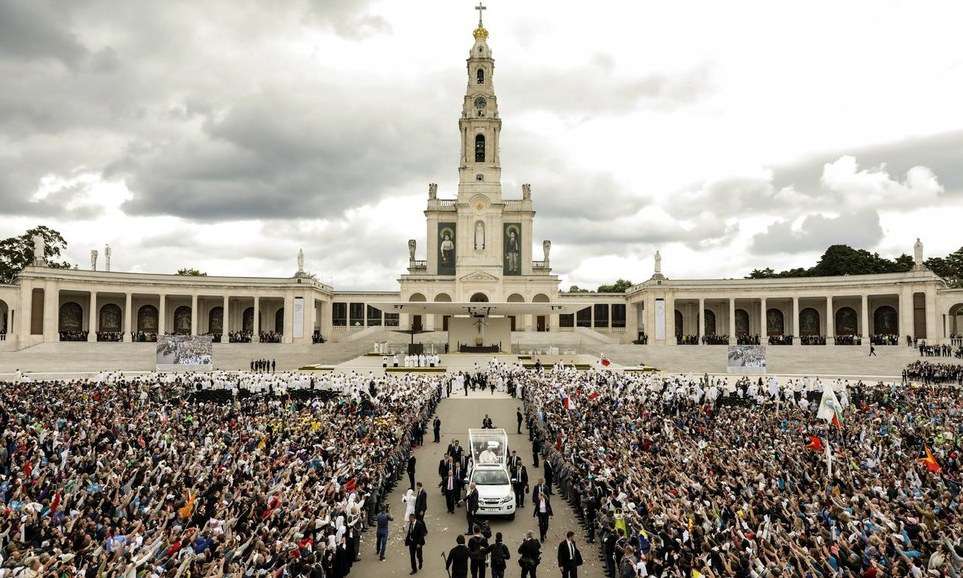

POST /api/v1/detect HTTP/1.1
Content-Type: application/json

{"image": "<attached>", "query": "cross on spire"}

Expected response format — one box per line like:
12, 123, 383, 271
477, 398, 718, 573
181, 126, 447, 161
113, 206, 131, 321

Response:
475, 2, 486, 27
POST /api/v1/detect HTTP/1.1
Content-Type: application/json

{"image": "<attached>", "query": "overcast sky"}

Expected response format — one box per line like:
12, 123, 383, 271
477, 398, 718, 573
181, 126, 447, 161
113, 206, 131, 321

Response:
2, 0, 962, 289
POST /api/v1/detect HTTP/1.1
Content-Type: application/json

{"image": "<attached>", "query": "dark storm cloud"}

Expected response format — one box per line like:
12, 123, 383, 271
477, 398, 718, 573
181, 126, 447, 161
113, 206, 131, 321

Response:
749, 209, 884, 255
113, 85, 454, 220
0, 0, 88, 66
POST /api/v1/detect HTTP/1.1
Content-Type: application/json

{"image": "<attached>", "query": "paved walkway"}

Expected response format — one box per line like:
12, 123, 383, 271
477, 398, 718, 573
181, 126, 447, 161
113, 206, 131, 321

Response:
352, 394, 605, 578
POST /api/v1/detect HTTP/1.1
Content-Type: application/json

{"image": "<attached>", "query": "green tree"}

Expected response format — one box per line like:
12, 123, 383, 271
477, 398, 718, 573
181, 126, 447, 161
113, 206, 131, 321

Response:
176, 268, 207, 276
567, 285, 591, 293
597, 279, 634, 293
0, 226, 72, 284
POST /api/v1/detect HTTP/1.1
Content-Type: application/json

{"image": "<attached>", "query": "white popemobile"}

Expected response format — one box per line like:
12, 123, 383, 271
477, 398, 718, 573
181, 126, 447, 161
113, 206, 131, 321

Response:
467, 428, 516, 519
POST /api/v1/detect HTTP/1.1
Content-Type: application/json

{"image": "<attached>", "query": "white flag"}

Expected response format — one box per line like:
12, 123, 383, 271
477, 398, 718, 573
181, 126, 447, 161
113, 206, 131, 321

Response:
817, 383, 841, 423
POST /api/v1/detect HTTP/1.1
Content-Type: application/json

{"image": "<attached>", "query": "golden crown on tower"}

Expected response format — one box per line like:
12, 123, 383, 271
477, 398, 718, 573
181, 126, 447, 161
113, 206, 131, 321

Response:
473, 25, 488, 40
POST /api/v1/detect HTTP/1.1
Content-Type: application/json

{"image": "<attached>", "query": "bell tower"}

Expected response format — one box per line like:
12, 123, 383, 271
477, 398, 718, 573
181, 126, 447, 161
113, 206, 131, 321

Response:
458, 2, 502, 201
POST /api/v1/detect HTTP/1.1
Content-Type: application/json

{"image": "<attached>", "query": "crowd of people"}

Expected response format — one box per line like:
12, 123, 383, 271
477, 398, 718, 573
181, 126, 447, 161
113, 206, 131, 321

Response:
918, 342, 962, 358
522, 368, 963, 577
249, 358, 277, 373
904, 360, 963, 385
0, 370, 440, 576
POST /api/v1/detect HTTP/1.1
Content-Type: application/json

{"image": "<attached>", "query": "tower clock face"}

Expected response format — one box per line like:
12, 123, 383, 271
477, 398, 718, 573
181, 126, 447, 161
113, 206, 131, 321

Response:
473, 96, 487, 109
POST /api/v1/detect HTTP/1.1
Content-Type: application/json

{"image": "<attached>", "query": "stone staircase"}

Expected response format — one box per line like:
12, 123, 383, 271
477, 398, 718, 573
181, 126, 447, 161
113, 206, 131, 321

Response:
581, 343, 919, 378
0, 340, 375, 375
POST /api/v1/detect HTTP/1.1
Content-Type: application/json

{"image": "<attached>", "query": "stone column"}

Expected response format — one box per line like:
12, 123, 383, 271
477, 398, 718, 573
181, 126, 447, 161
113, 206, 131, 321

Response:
899, 288, 912, 343
322, 299, 333, 339
17, 281, 30, 342
666, 293, 675, 344
124, 293, 132, 342
792, 296, 800, 346
223, 295, 230, 338
697, 298, 704, 344
826, 296, 834, 345
861, 294, 870, 344
88, 291, 98, 342
43, 282, 58, 342
190, 294, 199, 336
252, 296, 260, 342
283, 293, 294, 344
759, 296, 767, 340
158, 294, 166, 336
307, 296, 317, 338
728, 298, 736, 345
925, 289, 937, 343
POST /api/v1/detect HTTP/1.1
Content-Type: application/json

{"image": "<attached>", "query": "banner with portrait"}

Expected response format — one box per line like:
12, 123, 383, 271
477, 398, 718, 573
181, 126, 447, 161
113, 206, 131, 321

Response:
727, 345, 767, 374
503, 223, 521, 275
156, 335, 214, 371
437, 222, 456, 275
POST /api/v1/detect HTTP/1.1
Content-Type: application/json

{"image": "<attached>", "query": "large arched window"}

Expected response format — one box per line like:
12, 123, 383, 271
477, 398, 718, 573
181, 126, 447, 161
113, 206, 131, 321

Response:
137, 305, 158, 333
474, 134, 485, 162
835, 307, 858, 336
476, 68, 485, 84
100, 304, 122, 333
704, 309, 716, 336
800, 308, 820, 337
735, 309, 750, 337
469, 293, 489, 303
766, 308, 785, 336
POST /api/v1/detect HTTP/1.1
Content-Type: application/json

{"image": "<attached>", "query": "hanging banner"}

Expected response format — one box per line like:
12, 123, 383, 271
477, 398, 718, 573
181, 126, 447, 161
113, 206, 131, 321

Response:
654, 299, 666, 341
293, 297, 304, 338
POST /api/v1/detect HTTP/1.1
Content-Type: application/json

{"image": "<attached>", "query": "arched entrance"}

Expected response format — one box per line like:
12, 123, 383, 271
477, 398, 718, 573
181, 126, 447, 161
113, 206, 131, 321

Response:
766, 308, 784, 336
873, 305, 897, 336
799, 308, 820, 337
58, 302, 83, 337
533, 294, 550, 332
835, 307, 858, 336
99, 304, 122, 333
0, 300, 9, 335
507, 293, 524, 331
209, 306, 224, 335
948, 304, 963, 338
409, 293, 427, 332
703, 309, 716, 336
434, 293, 452, 331
735, 309, 750, 337
242, 307, 254, 333
137, 305, 158, 333
173, 306, 192, 335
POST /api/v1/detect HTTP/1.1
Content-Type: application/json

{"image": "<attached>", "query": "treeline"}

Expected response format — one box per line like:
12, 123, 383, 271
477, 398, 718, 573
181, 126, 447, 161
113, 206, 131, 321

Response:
748, 244, 963, 287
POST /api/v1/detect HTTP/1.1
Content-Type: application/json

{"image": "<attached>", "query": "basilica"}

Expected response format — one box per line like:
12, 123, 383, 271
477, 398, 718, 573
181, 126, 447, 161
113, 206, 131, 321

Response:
1, 11, 962, 353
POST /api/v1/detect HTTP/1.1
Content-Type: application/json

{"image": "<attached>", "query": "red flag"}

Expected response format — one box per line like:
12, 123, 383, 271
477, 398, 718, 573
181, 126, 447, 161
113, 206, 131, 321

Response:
920, 447, 942, 473
806, 436, 823, 452
344, 478, 357, 494
831, 414, 842, 429
50, 492, 61, 513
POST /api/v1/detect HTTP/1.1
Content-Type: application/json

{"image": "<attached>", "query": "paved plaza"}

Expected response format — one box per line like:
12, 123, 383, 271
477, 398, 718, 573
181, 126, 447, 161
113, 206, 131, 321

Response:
352, 391, 605, 578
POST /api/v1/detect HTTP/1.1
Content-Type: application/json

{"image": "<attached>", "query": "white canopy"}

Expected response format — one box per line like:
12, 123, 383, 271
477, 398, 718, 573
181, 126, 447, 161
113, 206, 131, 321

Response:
368, 301, 588, 317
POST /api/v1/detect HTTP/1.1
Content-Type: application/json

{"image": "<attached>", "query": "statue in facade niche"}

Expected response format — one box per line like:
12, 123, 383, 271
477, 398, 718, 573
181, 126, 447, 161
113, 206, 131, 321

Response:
474, 221, 485, 250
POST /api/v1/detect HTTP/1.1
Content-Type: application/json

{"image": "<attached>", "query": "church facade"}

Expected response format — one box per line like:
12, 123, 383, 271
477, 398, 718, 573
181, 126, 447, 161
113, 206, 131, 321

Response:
1, 12, 962, 351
